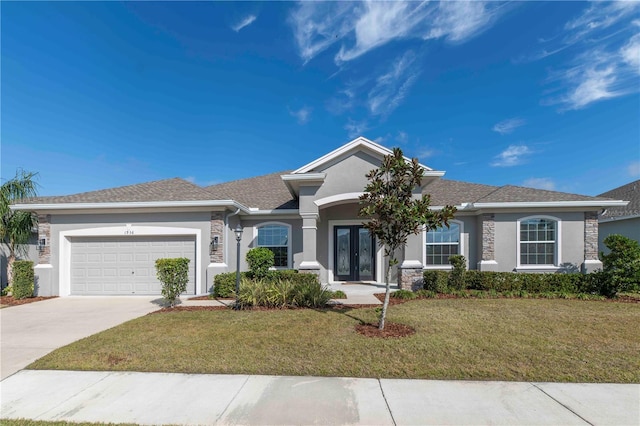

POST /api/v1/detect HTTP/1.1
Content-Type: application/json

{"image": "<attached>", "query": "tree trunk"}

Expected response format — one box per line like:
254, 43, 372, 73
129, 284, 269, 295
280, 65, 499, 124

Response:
7, 253, 16, 287
378, 259, 393, 330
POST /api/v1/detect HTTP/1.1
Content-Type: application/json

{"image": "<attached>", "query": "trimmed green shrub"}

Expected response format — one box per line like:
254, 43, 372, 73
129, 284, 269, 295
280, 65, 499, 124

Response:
448, 255, 466, 290
213, 271, 250, 297
600, 234, 640, 293
213, 270, 319, 298
427, 269, 621, 298
12, 260, 34, 300
391, 289, 416, 299
423, 270, 449, 293
155, 258, 190, 307
246, 247, 274, 279
1, 285, 13, 296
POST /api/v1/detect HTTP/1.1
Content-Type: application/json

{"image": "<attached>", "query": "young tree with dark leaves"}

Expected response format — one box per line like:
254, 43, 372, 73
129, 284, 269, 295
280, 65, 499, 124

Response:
359, 148, 456, 330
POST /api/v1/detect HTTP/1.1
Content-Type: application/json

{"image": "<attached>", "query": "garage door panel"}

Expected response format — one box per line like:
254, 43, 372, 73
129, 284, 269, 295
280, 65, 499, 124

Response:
70, 235, 196, 296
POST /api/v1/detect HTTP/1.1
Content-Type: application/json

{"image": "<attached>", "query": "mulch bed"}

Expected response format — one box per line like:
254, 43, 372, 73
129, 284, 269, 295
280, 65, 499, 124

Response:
0, 295, 57, 307
355, 322, 416, 338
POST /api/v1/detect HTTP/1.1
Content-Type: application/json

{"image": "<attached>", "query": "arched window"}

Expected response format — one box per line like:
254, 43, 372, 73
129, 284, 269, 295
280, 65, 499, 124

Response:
519, 217, 558, 265
256, 224, 290, 268
425, 222, 461, 266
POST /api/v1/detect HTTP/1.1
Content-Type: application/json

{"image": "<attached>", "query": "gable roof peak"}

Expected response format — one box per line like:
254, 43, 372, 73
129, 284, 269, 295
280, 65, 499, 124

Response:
292, 136, 437, 174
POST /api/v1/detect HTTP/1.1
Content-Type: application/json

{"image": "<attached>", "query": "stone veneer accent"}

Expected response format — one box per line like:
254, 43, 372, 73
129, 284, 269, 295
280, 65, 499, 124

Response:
398, 267, 423, 291
37, 214, 51, 264
584, 211, 599, 261
210, 212, 224, 263
481, 214, 495, 261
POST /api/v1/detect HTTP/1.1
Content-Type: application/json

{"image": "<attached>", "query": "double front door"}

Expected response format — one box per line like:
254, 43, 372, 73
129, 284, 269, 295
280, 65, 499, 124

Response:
334, 225, 376, 281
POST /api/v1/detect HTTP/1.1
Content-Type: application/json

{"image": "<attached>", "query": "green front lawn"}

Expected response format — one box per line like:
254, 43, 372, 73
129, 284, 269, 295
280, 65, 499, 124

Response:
29, 299, 640, 383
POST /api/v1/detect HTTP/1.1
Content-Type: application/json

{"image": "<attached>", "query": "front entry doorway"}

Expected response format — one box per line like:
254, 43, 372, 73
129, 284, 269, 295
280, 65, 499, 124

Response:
334, 225, 376, 281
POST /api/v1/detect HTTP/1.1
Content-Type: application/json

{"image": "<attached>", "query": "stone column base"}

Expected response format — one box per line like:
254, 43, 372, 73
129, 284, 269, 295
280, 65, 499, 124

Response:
582, 259, 603, 274
477, 260, 499, 272
398, 267, 424, 291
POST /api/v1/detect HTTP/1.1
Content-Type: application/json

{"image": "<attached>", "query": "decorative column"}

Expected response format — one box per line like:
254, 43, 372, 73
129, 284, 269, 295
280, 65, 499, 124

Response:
477, 213, 499, 271
207, 211, 229, 295
210, 212, 224, 264
34, 214, 54, 296
397, 233, 424, 291
582, 211, 602, 273
298, 212, 321, 276
37, 214, 51, 265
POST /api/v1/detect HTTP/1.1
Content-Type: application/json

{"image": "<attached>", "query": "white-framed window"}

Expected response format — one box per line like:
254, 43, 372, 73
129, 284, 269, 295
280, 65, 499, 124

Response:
518, 217, 559, 266
425, 221, 462, 266
255, 223, 291, 268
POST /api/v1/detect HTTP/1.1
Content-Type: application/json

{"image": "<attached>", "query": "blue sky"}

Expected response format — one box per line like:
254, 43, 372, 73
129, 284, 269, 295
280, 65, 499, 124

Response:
2, 1, 639, 197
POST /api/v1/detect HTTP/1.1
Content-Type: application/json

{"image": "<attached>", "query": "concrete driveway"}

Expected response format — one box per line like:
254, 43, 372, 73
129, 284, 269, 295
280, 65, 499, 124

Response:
0, 296, 161, 380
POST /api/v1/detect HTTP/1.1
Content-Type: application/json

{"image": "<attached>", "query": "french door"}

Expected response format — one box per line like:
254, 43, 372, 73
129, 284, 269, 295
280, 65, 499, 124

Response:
334, 225, 376, 281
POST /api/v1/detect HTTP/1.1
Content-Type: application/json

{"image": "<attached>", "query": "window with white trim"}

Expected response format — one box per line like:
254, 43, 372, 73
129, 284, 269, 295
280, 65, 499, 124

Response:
256, 224, 290, 268
426, 222, 460, 265
519, 218, 557, 265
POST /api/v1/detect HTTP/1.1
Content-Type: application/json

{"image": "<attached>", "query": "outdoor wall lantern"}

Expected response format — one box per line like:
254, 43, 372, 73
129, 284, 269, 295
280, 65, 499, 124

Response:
234, 224, 243, 309
210, 236, 219, 253
37, 238, 46, 252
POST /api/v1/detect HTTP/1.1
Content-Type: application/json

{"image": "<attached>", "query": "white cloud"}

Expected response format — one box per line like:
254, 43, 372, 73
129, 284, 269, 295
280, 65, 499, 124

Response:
231, 14, 257, 32
491, 145, 532, 167
535, 2, 640, 110
522, 177, 556, 191
289, 106, 312, 125
289, 1, 506, 65
424, 1, 502, 43
628, 161, 640, 177
492, 118, 526, 135
395, 131, 409, 144
417, 148, 435, 159
335, 1, 433, 64
184, 176, 196, 184
368, 50, 421, 117
620, 33, 640, 69
344, 119, 368, 138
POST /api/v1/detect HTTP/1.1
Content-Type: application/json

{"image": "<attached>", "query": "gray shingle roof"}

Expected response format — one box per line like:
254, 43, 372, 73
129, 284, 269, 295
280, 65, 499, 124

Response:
23, 178, 215, 204
476, 185, 611, 203
19, 173, 615, 210
598, 180, 639, 218
423, 179, 498, 206
206, 171, 298, 210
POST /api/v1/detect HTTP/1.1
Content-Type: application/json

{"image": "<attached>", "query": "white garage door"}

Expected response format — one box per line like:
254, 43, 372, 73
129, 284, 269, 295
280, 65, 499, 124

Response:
70, 235, 196, 295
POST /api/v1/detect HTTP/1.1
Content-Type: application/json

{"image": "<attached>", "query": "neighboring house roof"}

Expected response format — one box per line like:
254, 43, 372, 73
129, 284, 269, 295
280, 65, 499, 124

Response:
22, 178, 216, 204
206, 171, 298, 210
598, 179, 640, 219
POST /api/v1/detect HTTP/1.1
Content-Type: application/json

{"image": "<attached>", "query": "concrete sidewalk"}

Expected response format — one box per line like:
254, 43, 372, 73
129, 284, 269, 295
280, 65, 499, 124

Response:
2, 370, 638, 425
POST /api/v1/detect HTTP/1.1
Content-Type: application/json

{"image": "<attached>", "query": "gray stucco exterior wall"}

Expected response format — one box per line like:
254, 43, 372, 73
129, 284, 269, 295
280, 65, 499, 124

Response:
599, 217, 640, 253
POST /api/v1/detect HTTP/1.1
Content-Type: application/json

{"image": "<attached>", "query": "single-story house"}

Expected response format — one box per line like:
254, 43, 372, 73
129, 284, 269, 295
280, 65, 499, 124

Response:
598, 179, 639, 252
13, 137, 628, 296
